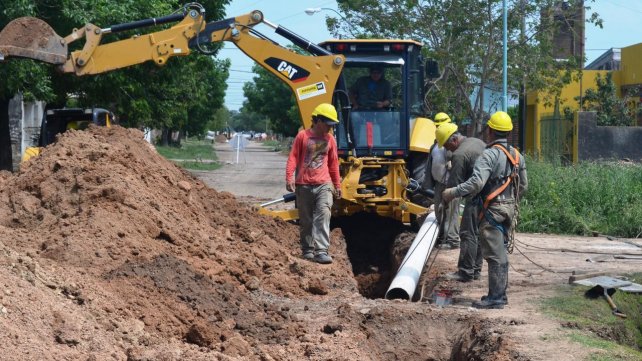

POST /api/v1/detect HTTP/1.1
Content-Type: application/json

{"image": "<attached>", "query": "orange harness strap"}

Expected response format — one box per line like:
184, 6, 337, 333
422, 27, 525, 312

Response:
478, 145, 520, 220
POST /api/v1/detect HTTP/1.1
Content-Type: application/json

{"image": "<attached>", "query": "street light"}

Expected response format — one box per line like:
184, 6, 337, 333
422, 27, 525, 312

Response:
305, 7, 342, 17
502, 0, 507, 112
304, 7, 355, 37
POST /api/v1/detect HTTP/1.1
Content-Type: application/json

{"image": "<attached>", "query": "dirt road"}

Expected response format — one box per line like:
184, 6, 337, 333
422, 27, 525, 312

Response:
193, 140, 288, 202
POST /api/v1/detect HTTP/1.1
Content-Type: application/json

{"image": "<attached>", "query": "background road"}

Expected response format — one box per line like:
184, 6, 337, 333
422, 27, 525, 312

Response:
191, 140, 288, 202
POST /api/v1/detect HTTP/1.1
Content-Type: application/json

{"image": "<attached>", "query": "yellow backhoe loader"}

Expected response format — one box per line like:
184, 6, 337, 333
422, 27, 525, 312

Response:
0, 3, 438, 226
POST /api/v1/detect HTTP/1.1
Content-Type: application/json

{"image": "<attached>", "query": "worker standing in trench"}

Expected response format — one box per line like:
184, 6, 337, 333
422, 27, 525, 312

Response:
442, 111, 528, 309
286, 103, 341, 264
436, 123, 486, 283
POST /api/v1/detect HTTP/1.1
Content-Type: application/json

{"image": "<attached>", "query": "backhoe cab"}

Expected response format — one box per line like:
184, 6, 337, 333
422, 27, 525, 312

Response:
324, 40, 437, 224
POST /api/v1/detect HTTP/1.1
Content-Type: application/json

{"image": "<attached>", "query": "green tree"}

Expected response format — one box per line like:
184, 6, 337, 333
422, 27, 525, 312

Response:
229, 108, 267, 133
579, 72, 639, 126
1, 0, 230, 165
242, 64, 301, 136
207, 107, 231, 133
334, 0, 601, 135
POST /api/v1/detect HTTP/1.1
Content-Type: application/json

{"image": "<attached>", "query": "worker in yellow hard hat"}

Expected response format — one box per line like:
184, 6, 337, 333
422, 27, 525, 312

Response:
433, 112, 451, 126
427, 112, 460, 250
286, 103, 341, 264
435, 123, 486, 283
442, 111, 528, 309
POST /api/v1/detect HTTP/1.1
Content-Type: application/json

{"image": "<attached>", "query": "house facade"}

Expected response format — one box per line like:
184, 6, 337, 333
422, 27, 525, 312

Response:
525, 42, 642, 162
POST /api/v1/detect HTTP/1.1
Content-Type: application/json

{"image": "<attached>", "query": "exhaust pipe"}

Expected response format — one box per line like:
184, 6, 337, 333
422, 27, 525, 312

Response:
385, 211, 439, 300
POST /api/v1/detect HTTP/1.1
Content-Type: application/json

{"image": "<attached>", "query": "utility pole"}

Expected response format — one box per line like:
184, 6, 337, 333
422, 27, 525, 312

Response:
502, 0, 508, 112
519, 0, 526, 150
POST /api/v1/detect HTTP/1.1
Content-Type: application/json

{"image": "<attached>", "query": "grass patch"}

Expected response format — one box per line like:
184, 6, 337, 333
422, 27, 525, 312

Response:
261, 139, 287, 152
170, 160, 221, 171
156, 139, 221, 171
519, 158, 642, 238
568, 332, 642, 361
540, 273, 642, 359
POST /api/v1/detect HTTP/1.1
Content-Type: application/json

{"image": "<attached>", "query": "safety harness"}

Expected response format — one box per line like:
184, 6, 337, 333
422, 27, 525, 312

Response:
478, 143, 521, 253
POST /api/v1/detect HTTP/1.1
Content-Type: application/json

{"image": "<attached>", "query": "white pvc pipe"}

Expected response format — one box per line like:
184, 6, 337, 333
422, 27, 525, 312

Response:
385, 211, 439, 300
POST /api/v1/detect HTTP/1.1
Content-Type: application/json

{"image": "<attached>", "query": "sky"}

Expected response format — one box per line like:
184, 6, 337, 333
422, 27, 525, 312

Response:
220, 0, 642, 111
220, 0, 338, 111
584, 0, 642, 64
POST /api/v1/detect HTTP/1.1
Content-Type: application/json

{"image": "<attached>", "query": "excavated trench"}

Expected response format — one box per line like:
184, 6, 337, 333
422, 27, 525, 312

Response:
333, 212, 406, 298
355, 311, 518, 361
333, 212, 433, 300
333, 213, 520, 360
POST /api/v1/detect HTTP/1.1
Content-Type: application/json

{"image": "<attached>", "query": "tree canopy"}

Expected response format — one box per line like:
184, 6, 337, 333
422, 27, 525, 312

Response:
579, 72, 640, 126
0, 0, 230, 137
334, 0, 601, 135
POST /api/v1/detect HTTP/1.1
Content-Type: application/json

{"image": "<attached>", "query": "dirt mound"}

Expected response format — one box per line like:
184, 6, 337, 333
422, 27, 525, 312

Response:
0, 126, 358, 359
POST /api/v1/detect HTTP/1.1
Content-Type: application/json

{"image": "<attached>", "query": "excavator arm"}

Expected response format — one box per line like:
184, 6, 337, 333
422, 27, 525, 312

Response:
0, 4, 345, 128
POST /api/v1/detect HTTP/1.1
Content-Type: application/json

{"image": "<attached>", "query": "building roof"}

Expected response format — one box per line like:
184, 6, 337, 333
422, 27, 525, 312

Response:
585, 48, 621, 70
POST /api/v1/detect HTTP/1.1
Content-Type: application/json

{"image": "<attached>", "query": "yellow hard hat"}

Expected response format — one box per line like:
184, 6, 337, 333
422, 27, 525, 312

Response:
312, 103, 339, 123
436, 122, 458, 147
487, 111, 513, 131
434, 112, 451, 125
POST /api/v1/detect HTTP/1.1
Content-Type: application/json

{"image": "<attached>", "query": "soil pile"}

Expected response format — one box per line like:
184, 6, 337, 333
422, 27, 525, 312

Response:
0, 126, 359, 360
0, 126, 517, 360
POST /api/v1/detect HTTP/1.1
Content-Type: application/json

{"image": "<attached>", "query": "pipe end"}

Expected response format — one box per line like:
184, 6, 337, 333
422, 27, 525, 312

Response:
385, 288, 410, 301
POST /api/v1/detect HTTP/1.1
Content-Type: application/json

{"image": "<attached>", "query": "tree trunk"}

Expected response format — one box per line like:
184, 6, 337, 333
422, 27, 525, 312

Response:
176, 129, 184, 146
0, 98, 12, 171
161, 128, 170, 146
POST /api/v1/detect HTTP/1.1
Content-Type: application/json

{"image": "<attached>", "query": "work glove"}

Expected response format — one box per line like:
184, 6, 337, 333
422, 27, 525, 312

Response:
442, 187, 457, 203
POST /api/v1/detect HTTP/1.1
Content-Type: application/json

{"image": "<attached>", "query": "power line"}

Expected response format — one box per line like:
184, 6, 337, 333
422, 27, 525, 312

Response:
602, 0, 642, 14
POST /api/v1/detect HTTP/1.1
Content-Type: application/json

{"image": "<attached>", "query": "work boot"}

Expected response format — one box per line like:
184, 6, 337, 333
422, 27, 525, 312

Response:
443, 271, 473, 283
472, 263, 507, 309
480, 294, 508, 304
314, 253, 333, 264
439, 242, 459, 250
473, 272, 481, 280
302, 252, 314, 260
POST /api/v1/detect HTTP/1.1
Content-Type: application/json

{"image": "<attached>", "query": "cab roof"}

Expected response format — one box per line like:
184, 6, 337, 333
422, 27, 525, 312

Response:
320, 39, 423, 47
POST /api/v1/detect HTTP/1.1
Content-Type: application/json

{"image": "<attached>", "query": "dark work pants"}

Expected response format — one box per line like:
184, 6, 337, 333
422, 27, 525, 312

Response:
457, 200, 482, 278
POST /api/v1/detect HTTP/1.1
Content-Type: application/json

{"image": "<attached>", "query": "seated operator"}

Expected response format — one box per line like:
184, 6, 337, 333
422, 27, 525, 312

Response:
350, 65, 392, 110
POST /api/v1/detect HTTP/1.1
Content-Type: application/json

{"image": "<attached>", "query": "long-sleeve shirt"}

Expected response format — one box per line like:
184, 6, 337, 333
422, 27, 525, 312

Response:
452, 139, 528, 200
447, 137, 487, 200
286, 129, 341, 189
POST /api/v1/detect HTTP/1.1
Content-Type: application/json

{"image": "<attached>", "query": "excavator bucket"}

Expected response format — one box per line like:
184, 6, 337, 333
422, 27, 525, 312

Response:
0, 17, 67, 64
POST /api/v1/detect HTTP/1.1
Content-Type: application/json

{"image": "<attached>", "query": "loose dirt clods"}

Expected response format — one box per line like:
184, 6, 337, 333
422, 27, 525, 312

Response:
0, 126, 519, 360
